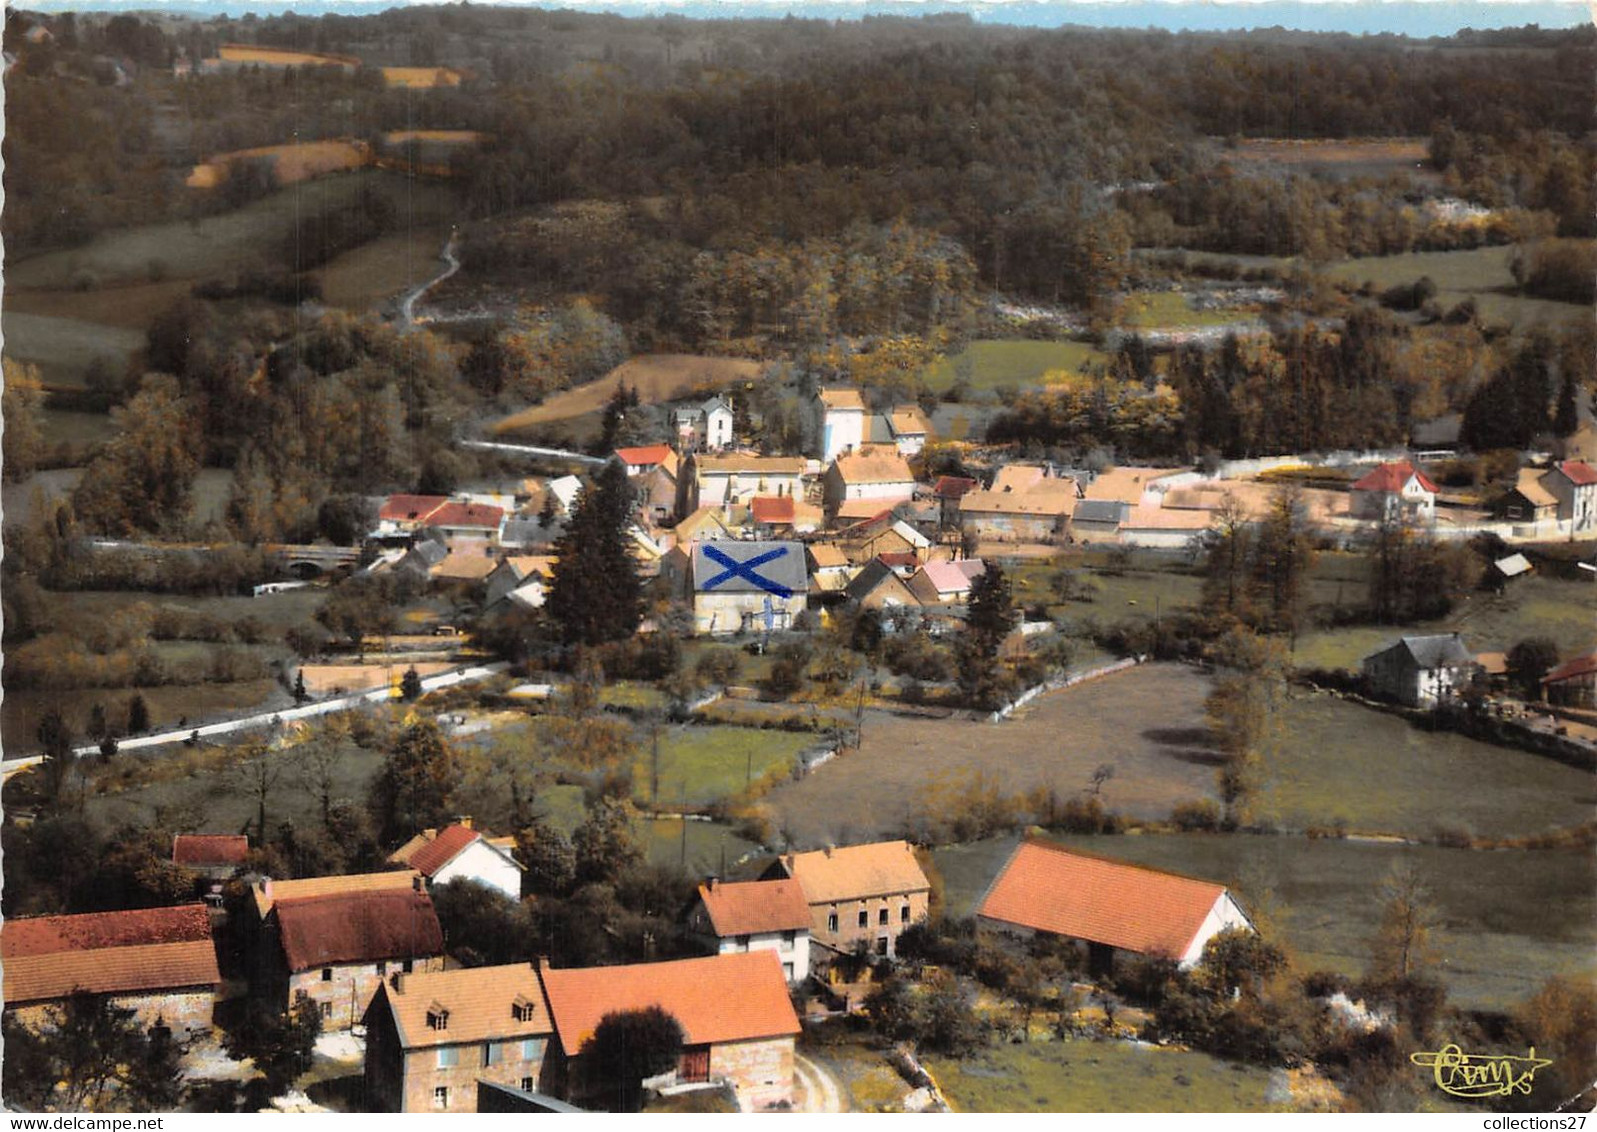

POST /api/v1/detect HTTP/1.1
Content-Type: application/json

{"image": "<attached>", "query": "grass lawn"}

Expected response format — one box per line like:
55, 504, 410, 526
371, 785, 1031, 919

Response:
37, 409, 121, 448
920, 339, 1109, 393
1261, 690, 1597, 838
2, 311, 145, 384
926, 1038, 1277, 1113
534, 783, 763, 874
1002, 554, 1208, 627
1121, 291, 1257, 328
635, 725, 814, 807
933, 833, 1596, 1010
316, 227, 450, 313
1322, 246, 1588, 327
493, 354, 761, 434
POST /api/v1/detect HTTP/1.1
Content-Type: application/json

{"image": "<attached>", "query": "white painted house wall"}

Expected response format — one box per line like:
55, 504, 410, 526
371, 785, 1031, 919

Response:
431, 840, 522, 902
1176, 892, 1254, 969
820, 407, 865, 463
714, 930, 811, 984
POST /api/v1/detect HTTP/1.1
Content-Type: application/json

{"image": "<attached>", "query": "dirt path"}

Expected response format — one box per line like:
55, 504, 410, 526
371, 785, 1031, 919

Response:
399, 230, 459, 327
793, 1053, 847, 1113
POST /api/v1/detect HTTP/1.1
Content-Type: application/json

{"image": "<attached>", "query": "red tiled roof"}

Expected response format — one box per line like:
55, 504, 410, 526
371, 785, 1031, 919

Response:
172, 834, 250, 868
404, 824, 481, 877
274, 889, 444, 972
428, 502, 505, 529
616, 444, 673, 466
779, 841, 930, 905
877, 551, 918, 568
541, 952, 800, 1053
697, 879, 811, 937
379, 495, 449, 523
1557, 461, 1597, 486
1543, 651, 1597, 686
750, 496, 796, 524
1352, 461, 1438, 494
933, 476, 978, 500
2, 906, 220, 1003
977, 838, 1228, 960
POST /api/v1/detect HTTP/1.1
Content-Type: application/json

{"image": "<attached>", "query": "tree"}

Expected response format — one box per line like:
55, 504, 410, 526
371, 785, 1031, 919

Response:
546, 460, 644, 646
70, 375, 200, 536
516, 814, 578, 897
957, 560, 1018, 708
293, 669, 309, 705
127, 693, 151, 735
596, 382, 642, 454
1204, 628, 1287, 827
1513, 977, 1597, 1112
1368, 860, 1439, 986
1249, 488, 1317, 639
316, 576, 397, 659
1505, 638, 1559, 701
225, 998, 320, 1097
370, 720, 461, 844
21, 992, 184, 1112
1198, 927, 1287, 1000
400, 666, 423, 701
232, 741, 284, 845
581, 1007, 684, 1111
2, 359, 48, 482
36, 706, 75, 807
572, 795, 643, 885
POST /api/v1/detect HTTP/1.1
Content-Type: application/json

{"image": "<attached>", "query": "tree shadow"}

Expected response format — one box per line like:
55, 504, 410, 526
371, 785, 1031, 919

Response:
1142, 727, 1225, 766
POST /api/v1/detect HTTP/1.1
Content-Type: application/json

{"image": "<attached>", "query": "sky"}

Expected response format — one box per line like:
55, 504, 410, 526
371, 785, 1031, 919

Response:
21, 0, 1594, 37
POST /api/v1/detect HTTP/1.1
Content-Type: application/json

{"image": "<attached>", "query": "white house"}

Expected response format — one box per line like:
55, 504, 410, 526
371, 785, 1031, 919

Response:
823, 445, 916, 516
883, 405, 931, 458
687, 878, 812, 984
388, 823, 524, 902
1350, 461, 1437, 524
545, 476, 584, 518
673, 396, 735, 453
976, 838, 1252, 973
1360, 633, 1479, 708
688, 540, 808, 635
814, 387, 867, 463
1541, 460, 1597, 533
679, 454, 806, 514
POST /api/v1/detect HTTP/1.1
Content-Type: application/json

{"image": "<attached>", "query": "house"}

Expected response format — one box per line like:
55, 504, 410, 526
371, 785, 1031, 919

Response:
959, 484, 1076, 544
377, 495, 449, 539
540, 952, 801, 1111
906, 558, 986, 606
1496, 470, 1559, 525
814, 387, 868, 462
1119, 505, 1217, 549
364, 962, 555, 1113
883, 405, 932, 458
615, 444, 680, 480
689, 540, 808, 635
1350, 461, 1438, 524
250, 873, 445, 1030
673, 396, 736, 453
2, 905, 221, 1040
765, 841, 931, 961
634, 464, 681, 525
823, 446, 916, 517
427, 502, 506, 546
173, 833, 250, 903
932, 476, 978, 528
805, 543, 855, 595
975, 838, 1252, 973
1541, 651, 1597, 709
1540, 461, 1597, 533
545, 475, 584, 517
842, 558, 922, 614
431, 540, 501, 584
388, 822, 524, 902
749, 495, 797, 537
1070, 499, 1131, 542
1360, 633, 1480, 708
484, 555, 559, 610
837, 512, 932, 566
687, 877, 812, 983
1082, 466, 1181, 507
679, 454, 806, 515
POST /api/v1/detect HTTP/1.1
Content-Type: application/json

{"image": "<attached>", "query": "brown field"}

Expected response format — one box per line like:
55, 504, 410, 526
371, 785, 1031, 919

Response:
381, 66, 464, 88
1225, 137, 1430, 168
316, 227, 450, 311
187, 140, 371, 190
382, 130, 486, 146
492, 353, 763, 434
217, 44, 361, 68
3, 279, 192, 330
297, 662, 455, 696
763, 663, 1222, 847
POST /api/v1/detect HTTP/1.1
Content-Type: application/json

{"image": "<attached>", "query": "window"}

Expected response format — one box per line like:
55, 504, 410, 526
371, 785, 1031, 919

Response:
827, 912, 838, 933
376, 961, 387, 976
402, 959, 414, 974
901, 905, 911, 923
878, 908, 888, 926
520, 1078, 535, 1093
437, 1047, 459, 1068
320, 967, 333, 982
521, 1038, 543, 1061
427, 1006, 449, 1031
512, 997, 538, 1023
484, 1042, 503, 1066
782, 931, 797, 946
319, 1002, 331, 1019
736, 934, 751, 948
432, 1087, 448, 1109
857, 910, 868, 928
876, 936, 889, 956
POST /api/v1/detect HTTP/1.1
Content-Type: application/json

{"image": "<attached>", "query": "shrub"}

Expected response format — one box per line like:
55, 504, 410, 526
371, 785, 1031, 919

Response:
1171, 799, 1222, 831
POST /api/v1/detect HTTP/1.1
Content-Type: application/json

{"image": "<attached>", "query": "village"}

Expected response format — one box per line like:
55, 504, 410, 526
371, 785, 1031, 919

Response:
2, 2, 1595, 1118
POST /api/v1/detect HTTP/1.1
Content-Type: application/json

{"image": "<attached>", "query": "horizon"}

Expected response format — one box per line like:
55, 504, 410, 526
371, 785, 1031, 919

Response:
18, 0, 1593, 38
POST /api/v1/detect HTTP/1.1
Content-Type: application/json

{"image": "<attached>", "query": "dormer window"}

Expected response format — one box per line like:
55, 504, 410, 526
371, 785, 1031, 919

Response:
512, 996, 538, 1023
427, 1003, 449, 1031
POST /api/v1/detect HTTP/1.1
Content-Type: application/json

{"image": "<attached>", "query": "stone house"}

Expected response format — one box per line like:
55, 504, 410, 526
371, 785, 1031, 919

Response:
837, 512, 931, 567
540, 952, 801, 1111
1542, 651, 1597, 709
678, 454, 806, 515
906, 558, 986, 606
364, 962, 555, 1113
614, 443, 680, 479
427, 501, 506, 547
765, 841, 931, 962
687, 540, 807, 635
672, 396, 736, 453
172, 833, 250, 903
882, 405, 931, 458
687, 877, 813, 984
822, 445, 916, 517
376, 494, 449, 539
1350, 461, 1438, 523
388, 822, 524, 902
2, 905, 221, 1040
976, 837, 1252, 973
1360, 633, 1480, 708
842, 558, 922, 616
251, 873, 445, 1031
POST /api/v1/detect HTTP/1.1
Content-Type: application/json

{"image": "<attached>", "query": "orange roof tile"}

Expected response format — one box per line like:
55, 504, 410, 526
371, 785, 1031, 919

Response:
429, 501, 505, 529
1352, 461, 1438, 494
401, 824, 481, 877
977, 838, 1230, 959
750, 496, 797, 524
541, 952, 799, 1052
1543, 651, 1597, 685
833, 445, 914, 485
779, 841, 930, 905
817, 388, 867, 412
380, 495, 449, 523
1555, 460, 1597, 486
275, 889, 444, 972
616, 444, 674, 467
172, 834, 250, 868
378, 963, 553, 1049
252, 870, 420, 918
697, 879, 811, 937
2, 906, 219, 1003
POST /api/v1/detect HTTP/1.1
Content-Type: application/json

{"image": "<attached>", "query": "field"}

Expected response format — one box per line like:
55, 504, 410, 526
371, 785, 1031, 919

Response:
764, 663, 1223, 846
636, 725, 816, 806
1261, 691, 1597, 838
216, 45, 359, 67
1, 312, 145, 384
926, 1038, 1277, 1113
920, 339, 1109, 393
6, 171, 461, 291
1225, 137, 1431, 178
380, 66, 464, 88
1322, 246, 1587, 327
316, 228, 451, 312
933, 833, 1596, 1010
1121, 291, 1259, 329
186, 141, 370, 190
492, 354, 762, 434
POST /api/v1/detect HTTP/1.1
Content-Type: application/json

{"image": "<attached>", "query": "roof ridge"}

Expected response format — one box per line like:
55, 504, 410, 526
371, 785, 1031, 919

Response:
1018, 833, 1226, 891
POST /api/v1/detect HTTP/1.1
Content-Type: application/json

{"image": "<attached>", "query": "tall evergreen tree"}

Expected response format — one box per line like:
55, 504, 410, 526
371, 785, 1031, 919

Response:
546, 461, 643, 646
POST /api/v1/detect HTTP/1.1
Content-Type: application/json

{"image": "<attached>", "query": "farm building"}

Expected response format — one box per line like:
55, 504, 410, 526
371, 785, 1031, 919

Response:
2, 905, 221, 1040
881, 405, 932, 457
364, 963, 555, 1113
688, 540, 807, 635
1360, 633, 1479, 708
823, 445, 917, 517
1540, 461, 1597, 533
1119, 504, 1217, 549
377, 494, 450, 538
484, 555, 558, 611
679, 454, 806, 514
806, 543, 855, 594
960, 485, 1077, 543
1542, 651, 1597, 709
906, 558, 986, 606
813, 387, 868, 462
765, 841, 931, 961
388, 822, 524, 902
1069, 499, 1130, 542
614, 443, 679, 479
687, 877, 813, 983
172, 833, 250, 879
843, 557, 922, 616
540, 952, 801, 1111
1496, 470, 1559, 525
976, 838, 1252, 973
837, 511, 931, 566
1350, 461, 1437, 523
1082, 467, 1182, 507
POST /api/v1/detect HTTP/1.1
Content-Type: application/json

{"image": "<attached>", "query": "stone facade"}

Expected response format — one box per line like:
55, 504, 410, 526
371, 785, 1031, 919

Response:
711, 1036, 795, 1111
368, 1023, 552, 1114
290, 959, 444, 1032
8, 988, 214, 1041
810, 889, 929, 960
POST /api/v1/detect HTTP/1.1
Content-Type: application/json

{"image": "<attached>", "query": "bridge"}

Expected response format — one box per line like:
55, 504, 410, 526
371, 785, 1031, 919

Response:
264, 544, 363, 577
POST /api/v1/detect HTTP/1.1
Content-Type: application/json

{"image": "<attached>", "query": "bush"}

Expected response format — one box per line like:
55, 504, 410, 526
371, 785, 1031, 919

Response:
1051, 796, 1122, 835
1171, 799, 1222, 831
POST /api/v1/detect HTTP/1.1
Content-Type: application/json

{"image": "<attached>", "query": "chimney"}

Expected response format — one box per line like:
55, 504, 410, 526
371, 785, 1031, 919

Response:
531, 955, 549, 973
262, 877, 273, 902
706, 876, 719, 891
459, 816, 473, 830
824, 844, 834, 858
392, 973, 406, 994
412, 874, 424, 892
423, 828, 437, 840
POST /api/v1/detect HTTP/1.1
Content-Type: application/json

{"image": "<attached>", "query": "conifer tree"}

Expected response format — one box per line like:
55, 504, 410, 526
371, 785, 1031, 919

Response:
546, 461, 643, 646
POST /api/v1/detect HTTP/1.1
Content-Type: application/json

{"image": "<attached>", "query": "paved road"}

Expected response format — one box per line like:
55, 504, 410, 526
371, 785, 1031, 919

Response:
793, 1053, 847, 1113
459, 439, 607, 467
0, 662, 510, 775
399, 231, 460, 327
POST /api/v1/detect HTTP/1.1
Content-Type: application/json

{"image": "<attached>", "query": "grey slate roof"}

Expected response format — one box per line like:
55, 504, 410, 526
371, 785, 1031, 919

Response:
1365, 633, 1476, 670
690, 540, 808, 596
1073, 500, 1131, 524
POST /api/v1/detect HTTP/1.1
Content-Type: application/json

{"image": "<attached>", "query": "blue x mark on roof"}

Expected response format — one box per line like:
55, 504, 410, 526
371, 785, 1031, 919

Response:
701, 543, 794, 598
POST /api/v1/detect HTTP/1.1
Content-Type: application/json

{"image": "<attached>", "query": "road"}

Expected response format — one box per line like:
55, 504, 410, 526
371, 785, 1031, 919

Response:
0, 662, 510, 776
399, 230, 460, 327
458, 439, 608, 467
793, 1053, 847, 1113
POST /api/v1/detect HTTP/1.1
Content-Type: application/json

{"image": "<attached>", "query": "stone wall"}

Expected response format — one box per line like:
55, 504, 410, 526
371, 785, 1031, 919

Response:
9, 988, 214, 1041
290, 958, 444, 1032
711, 1036, 795, 1111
